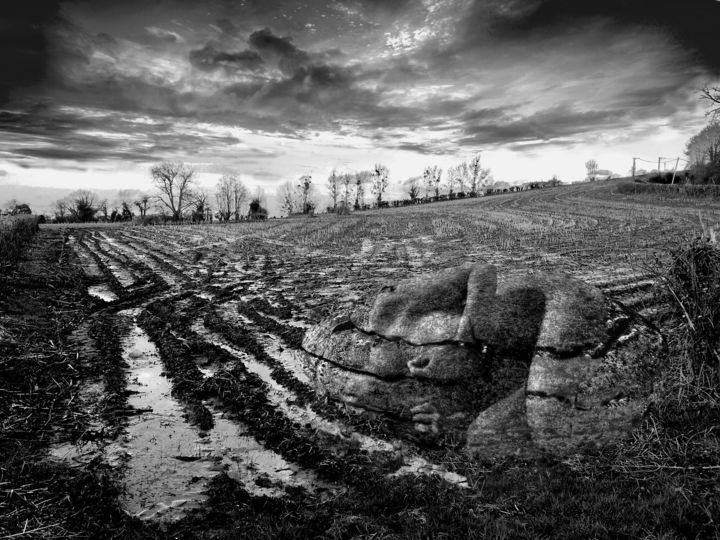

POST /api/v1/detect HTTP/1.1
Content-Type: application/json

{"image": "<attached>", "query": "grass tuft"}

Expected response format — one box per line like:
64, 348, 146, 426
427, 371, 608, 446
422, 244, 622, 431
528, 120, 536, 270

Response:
656, 233, 720, 411
0, 215, 39, 269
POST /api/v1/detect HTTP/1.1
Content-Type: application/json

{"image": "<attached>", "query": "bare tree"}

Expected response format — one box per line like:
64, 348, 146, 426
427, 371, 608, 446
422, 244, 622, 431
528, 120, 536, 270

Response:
150, 161, 196, 221
433, 167, 442, 197
407, 176, 420, 201
98, 199, 110, 221
192, 189, 210, 222
457, 162, 469, 194
327, 169, 340, 211
469, 154, 491, 195
701, 86, 720, 119
215, 175, 234, 221
278, 180, 297, 216
341, 173, 354, 208
52, 199, 69, 221
67, 190, 99, 222
114, 190, 139, 221
216, 175, 248, 221
354, 171, 369, 209
686, 122, 720, 184
423, 166, 434, 199
445, 166, 457, 196
232, 179, 248, 221
134, 193, 151, 217
585, 159, 599, 182
686, 122, 720, 168
371, 163, 389, 205
297, 175, 313, 214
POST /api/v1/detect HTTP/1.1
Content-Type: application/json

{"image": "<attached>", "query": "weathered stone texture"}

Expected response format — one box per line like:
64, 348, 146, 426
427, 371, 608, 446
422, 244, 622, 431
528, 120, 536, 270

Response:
301, 262, 664, 455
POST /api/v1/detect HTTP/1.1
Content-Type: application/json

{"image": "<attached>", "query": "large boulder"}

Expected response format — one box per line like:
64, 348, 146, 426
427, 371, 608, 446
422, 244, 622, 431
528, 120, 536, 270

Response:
301, 262, 664, 454
524, 314, 663, 454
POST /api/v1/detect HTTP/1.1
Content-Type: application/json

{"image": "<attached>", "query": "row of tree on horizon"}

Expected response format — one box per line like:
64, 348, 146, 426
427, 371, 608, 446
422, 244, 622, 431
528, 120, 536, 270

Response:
3, 107, 720, 222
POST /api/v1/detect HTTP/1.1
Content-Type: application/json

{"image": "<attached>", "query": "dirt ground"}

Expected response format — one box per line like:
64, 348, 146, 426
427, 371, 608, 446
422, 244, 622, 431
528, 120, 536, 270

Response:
2, 180, 720, 538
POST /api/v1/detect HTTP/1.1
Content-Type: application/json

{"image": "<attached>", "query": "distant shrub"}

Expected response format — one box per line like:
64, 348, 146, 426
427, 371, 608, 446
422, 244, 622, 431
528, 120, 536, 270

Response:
617, 182, 720, 198
647, 172, 677, 184
139, 214, 175, 226
0, 215, 39, 268
248, 198, 268, 221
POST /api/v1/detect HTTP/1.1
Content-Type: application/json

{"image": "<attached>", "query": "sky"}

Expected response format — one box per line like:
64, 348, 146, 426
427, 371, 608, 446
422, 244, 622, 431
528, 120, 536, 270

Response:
1, 0, 719, 211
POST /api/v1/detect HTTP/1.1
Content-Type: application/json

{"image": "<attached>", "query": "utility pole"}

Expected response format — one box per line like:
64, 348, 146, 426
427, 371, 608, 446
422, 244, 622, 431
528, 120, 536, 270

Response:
670, 157, 680, 184
632, 157, 637, 181
658, 157, 662, 173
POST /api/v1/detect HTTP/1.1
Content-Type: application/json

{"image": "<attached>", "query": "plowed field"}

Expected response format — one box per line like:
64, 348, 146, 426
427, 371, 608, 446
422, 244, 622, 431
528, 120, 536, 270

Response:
4, 179, 720, 538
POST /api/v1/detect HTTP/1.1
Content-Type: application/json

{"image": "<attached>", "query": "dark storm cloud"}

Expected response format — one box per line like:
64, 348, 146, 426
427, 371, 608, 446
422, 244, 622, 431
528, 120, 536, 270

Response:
67, 77, 188, 117
189, 45, 264, 71
223, 81, 265, 100
393, 142, 448, 155
0, 0, 62, 104
0, 107, 257, 163
462, 107, 517, 123
460, 105, 629, 147
1, 0, 714, 173
248, 28, 310, 74
223, 58, 466, 138
479, 0, 720, 72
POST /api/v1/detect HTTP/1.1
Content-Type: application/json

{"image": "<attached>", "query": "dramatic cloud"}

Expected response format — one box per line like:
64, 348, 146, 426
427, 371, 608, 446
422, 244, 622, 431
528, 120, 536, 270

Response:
0, 0, 716, 191
0, 0, 62, 103
144, 26, 185, 44
248, 28, 310, 74
482, 0, 720, 72
189, 45, 264, 72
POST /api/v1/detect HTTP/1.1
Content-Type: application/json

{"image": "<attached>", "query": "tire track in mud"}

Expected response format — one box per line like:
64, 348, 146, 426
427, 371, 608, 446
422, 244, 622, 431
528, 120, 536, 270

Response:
97, 231, 181, 288
56, 183, 720, 522
113, 231, 194, 285
192, 303, 468, 487
54, 233, 469, 525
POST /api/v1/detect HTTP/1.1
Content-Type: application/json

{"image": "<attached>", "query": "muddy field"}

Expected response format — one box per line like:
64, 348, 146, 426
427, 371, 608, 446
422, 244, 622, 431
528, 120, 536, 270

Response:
3, 179, 720, 538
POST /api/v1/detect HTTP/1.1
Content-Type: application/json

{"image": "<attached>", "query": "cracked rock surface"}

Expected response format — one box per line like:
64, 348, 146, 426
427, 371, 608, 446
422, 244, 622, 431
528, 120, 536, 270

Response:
301, 262, 664, 454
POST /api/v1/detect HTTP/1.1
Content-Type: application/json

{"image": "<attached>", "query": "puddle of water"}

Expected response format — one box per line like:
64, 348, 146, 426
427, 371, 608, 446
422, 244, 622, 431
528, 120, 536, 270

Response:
117, 313, 326, 521
390, 459, 469, 488
193, 322, 393, 454
198, 366, 215, 378
88, 284, 118, 302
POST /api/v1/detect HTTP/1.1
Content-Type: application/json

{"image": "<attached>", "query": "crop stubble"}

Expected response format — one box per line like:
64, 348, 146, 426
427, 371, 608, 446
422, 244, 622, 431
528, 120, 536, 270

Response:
7, 180, 720, 535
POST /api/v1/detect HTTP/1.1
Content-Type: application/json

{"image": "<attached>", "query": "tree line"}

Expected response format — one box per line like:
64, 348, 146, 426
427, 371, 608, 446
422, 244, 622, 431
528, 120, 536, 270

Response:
275, 153, 496, 218
38, 149, 575, 223
48, 162, 268, 223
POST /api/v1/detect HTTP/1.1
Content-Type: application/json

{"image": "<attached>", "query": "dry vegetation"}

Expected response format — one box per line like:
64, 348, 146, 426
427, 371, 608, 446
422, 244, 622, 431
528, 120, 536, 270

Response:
1, 179, 719, 538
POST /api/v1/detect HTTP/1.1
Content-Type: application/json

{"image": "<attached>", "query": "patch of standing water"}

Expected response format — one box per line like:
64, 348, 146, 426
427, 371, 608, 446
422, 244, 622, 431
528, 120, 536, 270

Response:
116, 310, 327, 521
88, 284, 118, 302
